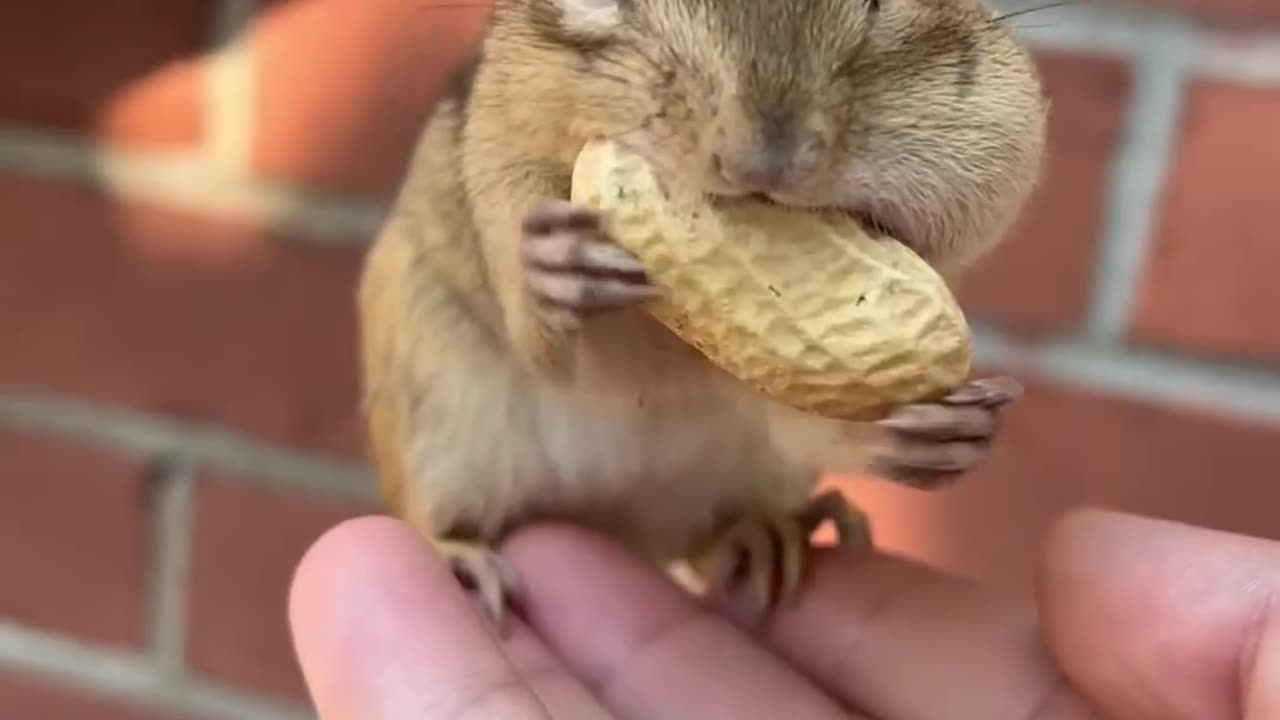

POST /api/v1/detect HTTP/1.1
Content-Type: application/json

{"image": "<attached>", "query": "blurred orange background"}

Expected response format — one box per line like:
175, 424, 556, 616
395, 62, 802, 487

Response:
2, 0, 1279, 717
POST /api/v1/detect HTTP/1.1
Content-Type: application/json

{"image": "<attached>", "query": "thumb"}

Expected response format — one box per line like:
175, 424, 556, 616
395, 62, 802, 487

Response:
1038, 509, 1280, 720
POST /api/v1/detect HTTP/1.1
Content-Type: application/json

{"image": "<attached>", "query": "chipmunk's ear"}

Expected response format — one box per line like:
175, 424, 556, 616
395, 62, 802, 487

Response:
552, 0, 623, 36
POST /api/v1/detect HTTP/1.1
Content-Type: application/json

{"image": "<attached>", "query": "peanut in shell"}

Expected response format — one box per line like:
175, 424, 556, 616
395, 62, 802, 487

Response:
569, 138, 973, 421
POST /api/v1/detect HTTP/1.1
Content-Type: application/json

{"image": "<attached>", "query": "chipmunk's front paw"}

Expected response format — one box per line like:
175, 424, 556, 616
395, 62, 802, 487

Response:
872, 376, 1022, 488
435, 539, 522, 628
521, 200, 658, 332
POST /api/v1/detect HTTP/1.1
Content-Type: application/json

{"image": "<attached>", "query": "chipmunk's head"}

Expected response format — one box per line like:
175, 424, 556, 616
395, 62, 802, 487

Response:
497, 0, 1046, 273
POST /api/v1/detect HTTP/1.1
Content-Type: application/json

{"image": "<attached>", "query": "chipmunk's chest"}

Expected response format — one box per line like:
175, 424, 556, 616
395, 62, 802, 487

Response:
529, 374, 788, 558
519, 314, 812, 557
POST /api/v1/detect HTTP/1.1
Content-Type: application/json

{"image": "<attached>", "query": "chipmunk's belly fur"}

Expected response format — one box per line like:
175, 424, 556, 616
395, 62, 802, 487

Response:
404, 312, 819, 561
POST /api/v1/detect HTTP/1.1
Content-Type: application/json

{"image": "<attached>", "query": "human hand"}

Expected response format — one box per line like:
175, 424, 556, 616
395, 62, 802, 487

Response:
288, 509, 1280, 719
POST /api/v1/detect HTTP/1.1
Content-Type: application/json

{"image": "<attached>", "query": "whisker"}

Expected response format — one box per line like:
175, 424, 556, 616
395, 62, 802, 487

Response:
992, 0, 1074, 23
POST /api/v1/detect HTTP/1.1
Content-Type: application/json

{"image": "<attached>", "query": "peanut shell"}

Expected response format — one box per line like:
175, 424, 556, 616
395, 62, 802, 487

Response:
569, 138, 973, 420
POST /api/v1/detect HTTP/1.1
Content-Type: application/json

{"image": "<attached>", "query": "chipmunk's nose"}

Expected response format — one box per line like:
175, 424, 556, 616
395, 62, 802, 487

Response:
712, 148, 790, 193
711, 113, 803, 194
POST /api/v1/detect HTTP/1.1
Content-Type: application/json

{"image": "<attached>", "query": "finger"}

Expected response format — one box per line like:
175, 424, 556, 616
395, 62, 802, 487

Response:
288, 515, 613, 719
499, 622, 618, 720
1040, 508, 1280, 720
504, 524, 861, 720
877, 404, 996, 440
875, 440, 988, 473
522, 200, 600, 234
758, 547, 1088, 720
523, 234, 647, 277
526, 270, 659, 309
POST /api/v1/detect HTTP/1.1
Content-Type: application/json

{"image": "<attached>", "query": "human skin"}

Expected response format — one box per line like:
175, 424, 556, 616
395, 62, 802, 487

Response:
288, 509, 1280, 719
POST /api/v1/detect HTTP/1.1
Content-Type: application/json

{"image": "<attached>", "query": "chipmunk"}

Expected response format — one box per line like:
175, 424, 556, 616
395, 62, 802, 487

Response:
358, 0, 1046, 623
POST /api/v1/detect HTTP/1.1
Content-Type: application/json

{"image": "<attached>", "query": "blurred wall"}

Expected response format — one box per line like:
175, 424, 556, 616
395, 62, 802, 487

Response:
1, 0, 1278, 718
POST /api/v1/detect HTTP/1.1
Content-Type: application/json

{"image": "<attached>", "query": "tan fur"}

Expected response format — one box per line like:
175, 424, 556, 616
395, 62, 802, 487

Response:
358, 0, 1046, 572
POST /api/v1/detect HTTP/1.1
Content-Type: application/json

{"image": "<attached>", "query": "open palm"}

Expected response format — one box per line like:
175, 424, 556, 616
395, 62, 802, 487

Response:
289, 511, 1279, 720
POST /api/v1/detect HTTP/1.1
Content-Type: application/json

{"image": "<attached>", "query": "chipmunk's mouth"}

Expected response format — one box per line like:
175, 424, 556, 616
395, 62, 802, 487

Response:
711, 192, 906, 247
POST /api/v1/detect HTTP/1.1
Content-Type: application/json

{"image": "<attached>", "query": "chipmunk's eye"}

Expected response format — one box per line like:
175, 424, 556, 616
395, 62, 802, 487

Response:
865, 0, 881, 12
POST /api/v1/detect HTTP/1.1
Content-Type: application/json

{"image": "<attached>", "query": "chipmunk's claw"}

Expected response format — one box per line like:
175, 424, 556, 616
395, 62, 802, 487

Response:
694, 490, 873, 624
436, 539, 522, 629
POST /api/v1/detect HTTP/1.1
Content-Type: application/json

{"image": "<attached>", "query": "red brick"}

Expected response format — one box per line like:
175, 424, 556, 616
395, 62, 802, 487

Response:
0, 671, 182, 720
0, 0, 206, 148
1132, 81, 1280, 367
94, 60, 204, 149
0, 174, 366, 457
0, 431, 149, 647
957, 53, 1132, 335
185, 474, 370, 700
827, 376, 1280, 596
1128, 0, 1280, 26
252, 0, 490, 197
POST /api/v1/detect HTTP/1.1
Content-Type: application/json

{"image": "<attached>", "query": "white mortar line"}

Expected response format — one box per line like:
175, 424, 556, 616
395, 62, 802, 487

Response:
996, 4, 1203, 343
206, 0, 259, 178
4, 335, 1279, 477
0, 390, 378, 504
147, 460, 197, 676
1196, 30, 1280, 87
1081, 19, 1195, 340
0, 622, 313, 720
0, 126, 383, 244
973, 324, 1280, 426
1003, 4, 1280, 340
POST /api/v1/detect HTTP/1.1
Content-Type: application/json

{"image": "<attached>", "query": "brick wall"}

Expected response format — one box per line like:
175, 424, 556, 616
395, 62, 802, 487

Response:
2, 0, 1279, 717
